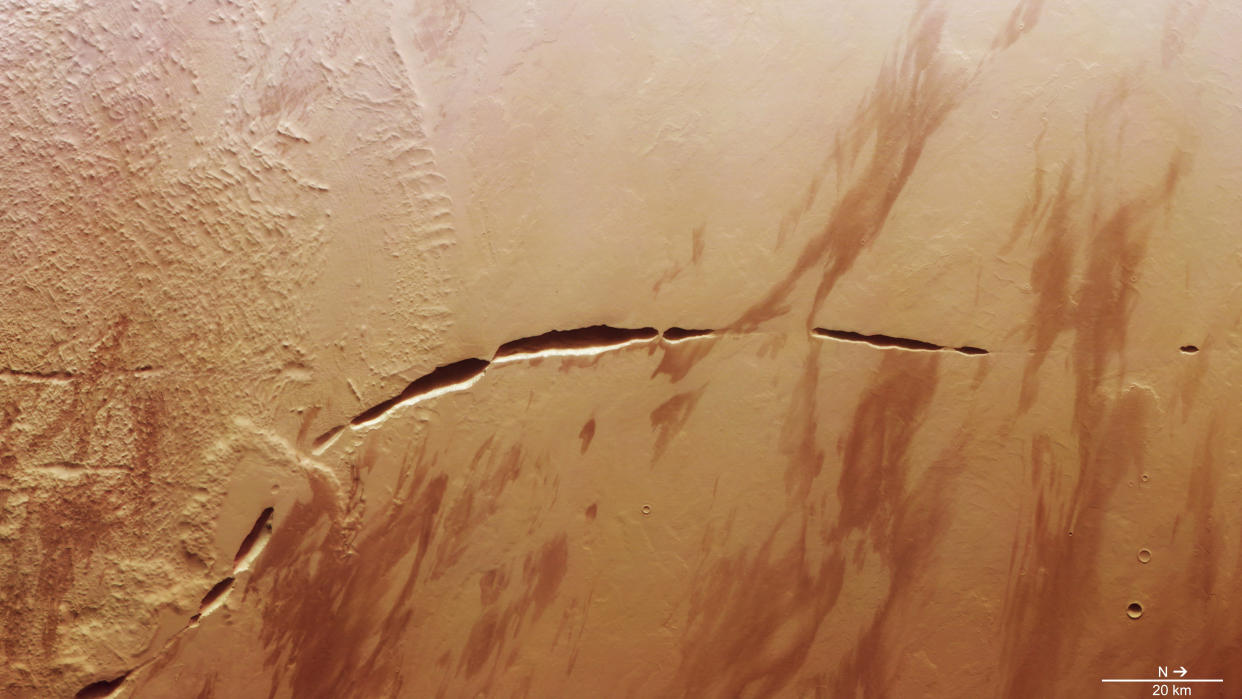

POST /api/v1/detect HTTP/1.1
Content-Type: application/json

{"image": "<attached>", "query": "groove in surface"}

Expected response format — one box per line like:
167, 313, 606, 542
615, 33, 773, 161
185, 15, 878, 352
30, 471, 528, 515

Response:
662, 327, 716, 342
75, 673, 128, 699
234, 507, 274, 568
349, 358, 490, 426
813, 328, 988, 355
494, 325, 658, 360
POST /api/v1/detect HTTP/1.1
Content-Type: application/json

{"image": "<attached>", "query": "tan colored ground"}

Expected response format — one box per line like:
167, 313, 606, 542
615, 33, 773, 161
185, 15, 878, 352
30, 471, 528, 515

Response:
3, 0, 1241, 697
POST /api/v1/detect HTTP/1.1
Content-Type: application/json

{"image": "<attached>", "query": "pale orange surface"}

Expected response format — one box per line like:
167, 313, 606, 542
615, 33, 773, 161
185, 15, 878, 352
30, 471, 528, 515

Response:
2, 1, 1241, 697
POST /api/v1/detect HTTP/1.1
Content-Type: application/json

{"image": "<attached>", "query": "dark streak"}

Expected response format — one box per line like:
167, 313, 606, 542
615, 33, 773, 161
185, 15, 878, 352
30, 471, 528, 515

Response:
0, 367, 157, 380
578, 419, 596, 454
813, 328, 988, 356
0, 368, 74, 380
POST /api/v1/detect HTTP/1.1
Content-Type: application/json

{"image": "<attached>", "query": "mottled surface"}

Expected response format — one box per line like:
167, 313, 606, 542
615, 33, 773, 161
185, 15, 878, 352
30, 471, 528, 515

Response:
2, 0, 1242, 697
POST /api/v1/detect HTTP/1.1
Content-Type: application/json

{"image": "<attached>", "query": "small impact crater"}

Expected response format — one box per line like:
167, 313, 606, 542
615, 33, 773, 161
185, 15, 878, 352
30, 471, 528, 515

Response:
813, 328, 988, 355
75, 674, 129, 699
494, 325, 658, 361
1126, 602, 1144, 619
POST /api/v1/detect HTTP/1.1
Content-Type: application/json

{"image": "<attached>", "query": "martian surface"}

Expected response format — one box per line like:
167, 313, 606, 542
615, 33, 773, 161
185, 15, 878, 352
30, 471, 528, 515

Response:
2, 1, 1241, 697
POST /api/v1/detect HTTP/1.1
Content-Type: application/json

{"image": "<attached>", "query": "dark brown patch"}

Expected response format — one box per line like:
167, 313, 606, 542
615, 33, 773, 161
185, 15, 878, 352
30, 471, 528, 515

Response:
1000, 387, 1155, 697
991, 0, 1046, 52
830, 439, 968, 697
192, 676, 217, 699
429, 445, 523, 580
777, 175, 825, 248
578, 418, 596, 454
248, 467, 449, 698
479, 568, 508, 607
652, 335, 717, 383
675, 525, 847, 697
460, 609, 501, 677
456, 535, 571, 681
1017, 163, 1077, 411
649, 389, 706, 460
834, 352, 942, 535
1000, 87, 1189, 693
732, 4, 967, 332
528, 535, 569, 619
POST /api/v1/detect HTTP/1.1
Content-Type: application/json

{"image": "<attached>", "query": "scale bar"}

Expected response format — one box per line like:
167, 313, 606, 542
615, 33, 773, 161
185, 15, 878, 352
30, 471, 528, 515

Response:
1101, 679, 1223, 683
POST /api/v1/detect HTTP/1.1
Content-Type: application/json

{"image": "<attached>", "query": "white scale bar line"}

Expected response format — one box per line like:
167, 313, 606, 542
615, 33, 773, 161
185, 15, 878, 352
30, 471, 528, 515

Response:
1101, 679, 1223, 683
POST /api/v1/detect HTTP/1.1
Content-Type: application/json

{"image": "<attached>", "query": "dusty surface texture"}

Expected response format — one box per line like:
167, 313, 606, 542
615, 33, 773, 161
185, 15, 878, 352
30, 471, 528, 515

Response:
2, 0, 1241, 697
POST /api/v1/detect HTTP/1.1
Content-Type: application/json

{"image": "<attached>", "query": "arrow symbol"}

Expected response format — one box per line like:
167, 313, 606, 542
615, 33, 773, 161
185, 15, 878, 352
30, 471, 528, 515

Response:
1175, 667, 1188, 678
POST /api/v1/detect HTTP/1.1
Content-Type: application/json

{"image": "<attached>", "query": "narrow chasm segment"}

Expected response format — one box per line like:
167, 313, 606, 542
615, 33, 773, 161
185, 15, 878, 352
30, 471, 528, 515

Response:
349, 357, 490, 426
812, 328, 988, 355
662, 327, 716, 342
195, 577, 236, 621
493, 325, 658, 361
1180, 345, 1200, 353
234, 507, 275, 570
75, 674, 128, 699
0, 368, 75, 380
311, 424, 344, 451
310, 327, 663, 451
